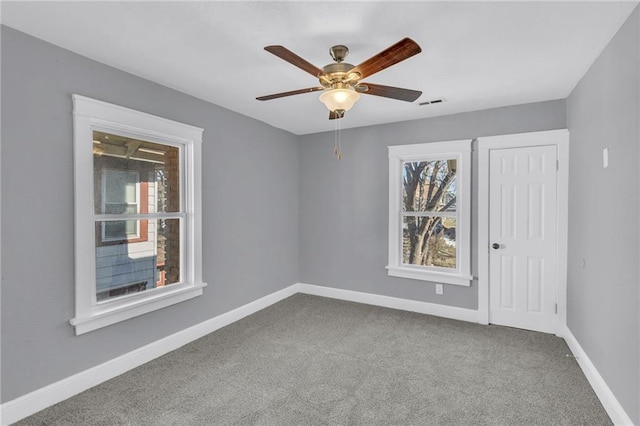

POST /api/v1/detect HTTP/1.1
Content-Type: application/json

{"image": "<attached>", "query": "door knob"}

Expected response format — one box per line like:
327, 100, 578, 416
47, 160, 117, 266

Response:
492, 243, 500, 249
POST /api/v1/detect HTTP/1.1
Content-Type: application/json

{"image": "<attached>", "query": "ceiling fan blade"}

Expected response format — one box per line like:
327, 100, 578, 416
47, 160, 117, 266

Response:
352, 38, 421, 79
264, 45, 323, 77
358, 83, 422, 102
257, 87, 324, 101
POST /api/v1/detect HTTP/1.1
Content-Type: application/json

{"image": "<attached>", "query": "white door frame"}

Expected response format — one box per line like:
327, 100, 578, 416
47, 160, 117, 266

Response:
477, 129, 569, 336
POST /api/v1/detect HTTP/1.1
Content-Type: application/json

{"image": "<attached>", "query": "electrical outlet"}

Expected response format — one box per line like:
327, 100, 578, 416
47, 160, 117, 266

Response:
435, 284, 444, 295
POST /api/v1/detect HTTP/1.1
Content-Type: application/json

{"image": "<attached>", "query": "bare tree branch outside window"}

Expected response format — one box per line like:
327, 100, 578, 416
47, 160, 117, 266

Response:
402, 159, 457, 268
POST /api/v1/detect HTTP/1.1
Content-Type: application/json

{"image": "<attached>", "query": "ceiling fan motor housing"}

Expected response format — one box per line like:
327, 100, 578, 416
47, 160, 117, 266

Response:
319, 62, 361, 89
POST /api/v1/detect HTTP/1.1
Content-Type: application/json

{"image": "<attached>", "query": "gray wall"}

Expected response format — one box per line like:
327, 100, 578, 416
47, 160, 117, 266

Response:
0, 26, 299, 403
3, 6, 639, 419
299, 101, 566, 309
566, 6, 640, 424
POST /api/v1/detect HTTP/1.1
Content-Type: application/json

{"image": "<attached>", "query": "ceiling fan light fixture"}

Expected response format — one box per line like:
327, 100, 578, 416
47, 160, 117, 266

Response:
258, 38, 423, 122
319, 88, 360, 112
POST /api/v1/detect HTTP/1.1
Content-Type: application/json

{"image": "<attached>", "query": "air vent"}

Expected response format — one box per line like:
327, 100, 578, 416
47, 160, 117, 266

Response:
419, 99, 444, 106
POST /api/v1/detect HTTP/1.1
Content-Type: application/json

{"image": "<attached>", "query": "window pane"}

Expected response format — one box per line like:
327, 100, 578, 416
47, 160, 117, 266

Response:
93, 131, 180, 214
156, 218, 181, 288
402, 216, 456, 269
95, 218, 181, 302
402, 159, 457, 212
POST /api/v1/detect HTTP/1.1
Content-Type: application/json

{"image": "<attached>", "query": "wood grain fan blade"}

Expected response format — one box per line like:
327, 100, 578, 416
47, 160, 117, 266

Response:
264, 46, 322, 77
359, 83, 422, 102
256, 87, 324, 101
352, 38, 421, 79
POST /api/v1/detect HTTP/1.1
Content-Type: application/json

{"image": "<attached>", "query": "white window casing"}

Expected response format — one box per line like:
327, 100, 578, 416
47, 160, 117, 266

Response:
71, 95, 206, 335
387, 140, 473, 286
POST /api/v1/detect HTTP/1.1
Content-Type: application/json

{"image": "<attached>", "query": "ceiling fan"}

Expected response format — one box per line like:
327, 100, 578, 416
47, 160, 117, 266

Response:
257, 38, 423, 120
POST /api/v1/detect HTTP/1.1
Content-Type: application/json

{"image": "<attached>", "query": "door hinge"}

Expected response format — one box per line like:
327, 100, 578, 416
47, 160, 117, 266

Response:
555, 303, 558, 314
556, 160, 559, 171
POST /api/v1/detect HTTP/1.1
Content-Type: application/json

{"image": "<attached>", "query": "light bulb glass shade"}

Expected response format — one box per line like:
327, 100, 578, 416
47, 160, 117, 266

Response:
319, 88, 360, 112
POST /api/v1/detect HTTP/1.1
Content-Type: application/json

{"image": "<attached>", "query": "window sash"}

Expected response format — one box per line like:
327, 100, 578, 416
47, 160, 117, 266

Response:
400, 212, 459, 273
72, 94, 205, 335
399, 155, 461, 273
401, 158, 458, 214
93, 139, 186, 304
387, 140, 472, 286
93, 216, 186, 305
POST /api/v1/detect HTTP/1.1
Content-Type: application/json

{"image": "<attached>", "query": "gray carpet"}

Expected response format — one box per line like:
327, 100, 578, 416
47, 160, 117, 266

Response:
17, 294, 610, 425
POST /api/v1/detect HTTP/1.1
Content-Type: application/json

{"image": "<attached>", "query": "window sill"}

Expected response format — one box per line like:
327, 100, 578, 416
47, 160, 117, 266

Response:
386, 266, 472, 286
70, 282, 207, 335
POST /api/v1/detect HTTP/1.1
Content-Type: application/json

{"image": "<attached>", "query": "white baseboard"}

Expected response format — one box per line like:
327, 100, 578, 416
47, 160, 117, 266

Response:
296, 283, 479, 323
6, 283, 626, 426
0, 285, 299, 426
0, 282, 479, 424
561, 325, 633, 425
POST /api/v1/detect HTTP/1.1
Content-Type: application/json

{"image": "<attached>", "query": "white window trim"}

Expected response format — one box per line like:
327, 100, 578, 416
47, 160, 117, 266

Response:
387, 140, 472, 286
71, 95, 206, 335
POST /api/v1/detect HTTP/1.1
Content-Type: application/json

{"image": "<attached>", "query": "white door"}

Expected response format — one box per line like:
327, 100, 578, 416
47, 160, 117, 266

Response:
489, 145, 558, 333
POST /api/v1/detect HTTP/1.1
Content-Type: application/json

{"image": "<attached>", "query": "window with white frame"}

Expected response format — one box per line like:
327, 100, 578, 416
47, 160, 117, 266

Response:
387, 140, 472, 286
71, 95, 206, 334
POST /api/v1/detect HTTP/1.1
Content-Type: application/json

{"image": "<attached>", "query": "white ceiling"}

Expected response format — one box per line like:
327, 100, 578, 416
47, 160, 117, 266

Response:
2, 1, 637, 135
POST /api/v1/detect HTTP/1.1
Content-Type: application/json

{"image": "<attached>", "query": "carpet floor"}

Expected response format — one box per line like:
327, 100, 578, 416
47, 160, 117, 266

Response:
17, 294, 610, 425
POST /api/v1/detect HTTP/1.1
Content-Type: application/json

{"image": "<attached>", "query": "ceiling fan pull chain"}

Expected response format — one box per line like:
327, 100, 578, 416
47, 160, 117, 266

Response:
333, 115, 342, 160
333, 116, 339, 157
337, 117, 343, 160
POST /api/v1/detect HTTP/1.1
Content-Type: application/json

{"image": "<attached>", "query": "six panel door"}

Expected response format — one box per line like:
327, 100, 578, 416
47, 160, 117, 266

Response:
489, 145, 558, 333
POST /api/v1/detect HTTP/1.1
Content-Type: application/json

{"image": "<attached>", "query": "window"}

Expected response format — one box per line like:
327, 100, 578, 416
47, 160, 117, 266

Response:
387, 140, 472, 286
71, 95, 206, 334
